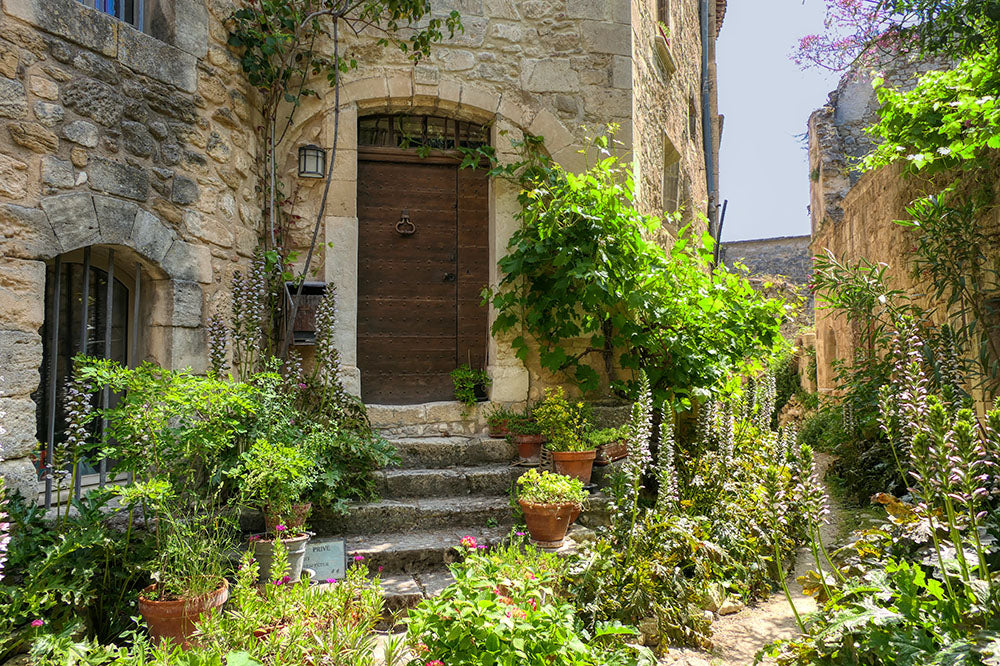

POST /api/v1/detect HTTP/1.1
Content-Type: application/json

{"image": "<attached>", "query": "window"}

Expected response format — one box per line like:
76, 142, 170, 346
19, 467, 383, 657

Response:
35, 247, 142, 506
77, 0, 144, 29
662, 135, 681, 214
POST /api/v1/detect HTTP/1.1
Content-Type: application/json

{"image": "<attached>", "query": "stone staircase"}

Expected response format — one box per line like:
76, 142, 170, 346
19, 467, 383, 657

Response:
311, 402, 526, 611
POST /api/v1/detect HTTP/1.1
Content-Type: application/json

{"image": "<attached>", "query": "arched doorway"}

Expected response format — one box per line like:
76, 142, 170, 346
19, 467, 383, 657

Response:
356, 114, 490, 404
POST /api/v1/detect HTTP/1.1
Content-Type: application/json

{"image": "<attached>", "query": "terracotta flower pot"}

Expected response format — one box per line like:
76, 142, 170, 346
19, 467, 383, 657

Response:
595, 440, 629, 466
138, 578, 229, 648
550, 449, 597, 484
263, 502, 312, 534
249, 531, 311, 584
489, 420, 511, 438
518, 499, 582, 548
513, 434, 545, 462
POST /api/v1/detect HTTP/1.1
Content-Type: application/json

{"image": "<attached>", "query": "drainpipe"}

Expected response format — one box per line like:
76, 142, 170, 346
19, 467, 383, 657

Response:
699, 0, 719, 240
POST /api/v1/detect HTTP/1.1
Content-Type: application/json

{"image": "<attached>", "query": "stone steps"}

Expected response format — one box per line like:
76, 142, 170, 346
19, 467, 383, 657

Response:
345, 526, 509, 573
368, 401, 490, 439
378, 463, 525, 499
314, 494, 513, 536
389, 436, 517, 469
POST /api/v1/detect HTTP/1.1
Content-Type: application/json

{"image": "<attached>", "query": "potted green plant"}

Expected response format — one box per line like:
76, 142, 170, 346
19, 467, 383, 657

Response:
485, 404, 519, 438
117, 482, 232, 648
587, 425, 630, 465
451, 364, 491, 406
534, 387, 596, 484
516, 468, 587, 548
506, 412, 545, 464
230, 438, 317, 583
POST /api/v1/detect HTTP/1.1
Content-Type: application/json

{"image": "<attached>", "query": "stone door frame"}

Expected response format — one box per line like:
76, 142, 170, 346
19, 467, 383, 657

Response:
282, 74, 586, 406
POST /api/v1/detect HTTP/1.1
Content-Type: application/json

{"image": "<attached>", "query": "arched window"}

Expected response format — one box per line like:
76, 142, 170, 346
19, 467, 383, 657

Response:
35, 247, 142, 506
358, 114, 488, 151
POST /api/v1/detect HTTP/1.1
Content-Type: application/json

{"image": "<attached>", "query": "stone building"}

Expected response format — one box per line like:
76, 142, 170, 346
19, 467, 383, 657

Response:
806, 60, 995, 396
719, 235, 811, 285
0, 0, 727, 499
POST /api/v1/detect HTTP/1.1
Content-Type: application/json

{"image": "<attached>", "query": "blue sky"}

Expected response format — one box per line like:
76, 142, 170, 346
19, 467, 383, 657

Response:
716, 0, 842, 241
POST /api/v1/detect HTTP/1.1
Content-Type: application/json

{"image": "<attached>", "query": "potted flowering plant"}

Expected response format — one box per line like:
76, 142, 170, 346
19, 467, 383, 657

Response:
516, 469, 587, 547
230, 438, 317, 583
533, 387, 596, 483
505, 413, 545, 464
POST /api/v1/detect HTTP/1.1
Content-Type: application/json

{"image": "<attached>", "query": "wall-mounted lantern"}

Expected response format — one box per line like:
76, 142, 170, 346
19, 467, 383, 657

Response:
285, 281, 327, 345
298, 144, 327, 178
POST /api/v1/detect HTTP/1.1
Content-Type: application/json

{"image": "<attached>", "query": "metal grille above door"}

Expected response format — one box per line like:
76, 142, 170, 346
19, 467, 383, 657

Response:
356, 120, 490, 405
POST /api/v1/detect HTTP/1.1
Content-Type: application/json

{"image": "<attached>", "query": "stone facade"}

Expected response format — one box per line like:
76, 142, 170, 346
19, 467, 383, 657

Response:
720, 235, 812, 285
0, 0, 724, 494
0, 0, 260, 498
277, 0, 725, 401
807, 61, 999, 396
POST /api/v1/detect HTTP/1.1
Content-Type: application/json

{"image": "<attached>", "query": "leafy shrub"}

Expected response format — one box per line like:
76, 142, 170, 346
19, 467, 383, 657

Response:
534, 387, 592, 452
228, 438, 316, 523
506, 413, 542, 436
407, 536, 652, 666
585, 426, 629, 448
451, 364, 491, 406
303, 426, 399, 514
517, 469, 588, 505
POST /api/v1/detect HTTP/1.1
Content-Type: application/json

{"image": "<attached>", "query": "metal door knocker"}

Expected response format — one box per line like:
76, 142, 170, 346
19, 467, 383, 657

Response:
395, 209, 416, 236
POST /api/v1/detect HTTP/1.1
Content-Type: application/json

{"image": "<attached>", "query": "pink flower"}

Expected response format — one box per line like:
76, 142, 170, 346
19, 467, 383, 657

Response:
378, 566, 384, 572
426, 661, 444, 666
31, 619, 44, 627
297, 383, 307, 390
274, 524, 287, 533
353, 554, 365, 561
460, 535, 478, 549
527, 573, 536, 580
325, 578, 337, 584
515, 531, 525, 537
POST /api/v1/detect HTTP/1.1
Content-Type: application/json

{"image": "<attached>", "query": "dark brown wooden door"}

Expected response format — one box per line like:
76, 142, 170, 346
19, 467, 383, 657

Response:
357, 152, 489, 404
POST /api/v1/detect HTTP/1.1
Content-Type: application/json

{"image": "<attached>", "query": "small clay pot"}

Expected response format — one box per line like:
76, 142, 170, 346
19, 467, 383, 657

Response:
549, 449, 597, 484
263, 502, 312, 534
518, 499, 582, 548
138, 578, 229, 648
595, 440, 628, 466
513, 434, 545, 462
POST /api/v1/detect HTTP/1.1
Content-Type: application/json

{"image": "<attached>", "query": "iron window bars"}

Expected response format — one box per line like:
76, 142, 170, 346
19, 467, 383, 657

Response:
76, 0, 143, 29
358, 114, 488, 151
37, 247, 141, 508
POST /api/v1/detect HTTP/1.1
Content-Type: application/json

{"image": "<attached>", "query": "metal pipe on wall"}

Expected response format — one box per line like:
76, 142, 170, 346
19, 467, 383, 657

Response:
700, 0, 719, 239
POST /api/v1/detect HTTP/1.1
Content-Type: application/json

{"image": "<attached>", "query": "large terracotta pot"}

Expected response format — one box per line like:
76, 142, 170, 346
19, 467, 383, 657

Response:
138, 578, 229, 648
250, 532, 311, 584
513, 434, 545, 462
518, 499, 582, 548
550, 449, 597, 484
263, 502, 312, 534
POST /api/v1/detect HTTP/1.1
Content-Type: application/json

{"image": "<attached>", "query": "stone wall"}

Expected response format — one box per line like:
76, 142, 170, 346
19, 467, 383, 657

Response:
720, 235, 812, 284
0, 0, 260, 498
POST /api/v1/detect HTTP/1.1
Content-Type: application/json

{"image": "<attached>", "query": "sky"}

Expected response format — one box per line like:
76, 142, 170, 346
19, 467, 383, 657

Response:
716, 0, 842, 241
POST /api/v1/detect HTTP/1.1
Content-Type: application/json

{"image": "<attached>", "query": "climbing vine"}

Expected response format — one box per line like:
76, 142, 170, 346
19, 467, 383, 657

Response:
471, 131, 787, 406
226, 0, 462, 357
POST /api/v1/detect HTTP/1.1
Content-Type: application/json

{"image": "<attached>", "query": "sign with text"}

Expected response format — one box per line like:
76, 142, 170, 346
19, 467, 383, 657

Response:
303, 538, 346, 581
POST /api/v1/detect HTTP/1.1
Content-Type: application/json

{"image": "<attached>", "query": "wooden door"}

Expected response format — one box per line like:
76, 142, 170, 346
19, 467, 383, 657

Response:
357, 152, 489, 404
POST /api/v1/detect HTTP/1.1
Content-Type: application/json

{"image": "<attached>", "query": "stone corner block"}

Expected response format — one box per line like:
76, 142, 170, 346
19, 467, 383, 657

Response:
528, 108, 573, 154
161, 240, 212, 284
171, 0, 209, 59
487, 364, 529, 403
118, 24, 197, 93
3, 0, 118, 56
130, 208, 175, 264
151, 279, 203, 328
40, 192, 100, 251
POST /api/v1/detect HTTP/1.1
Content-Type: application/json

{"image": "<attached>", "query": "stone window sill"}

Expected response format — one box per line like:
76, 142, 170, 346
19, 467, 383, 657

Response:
654, 30, 677, 76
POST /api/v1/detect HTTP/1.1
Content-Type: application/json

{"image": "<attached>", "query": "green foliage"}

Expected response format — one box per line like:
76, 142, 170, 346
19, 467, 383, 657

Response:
407, 536, 653, 666
797, 406, 848, 455
505, 413, 542, 436
31, 554, 387, 666
228, 438, 316, 521
450, 364, 491, 407
533, 387, 592, 452
479, 132, 786, 406
772, 348, 803, 428
485, 404, 520, 429
863, 52, 1000, 174
517, 469, 587, 506
884, 0, 1000, 58
585, 426, 629, 449
0, 490, 153, 660
302, 426, 399, 514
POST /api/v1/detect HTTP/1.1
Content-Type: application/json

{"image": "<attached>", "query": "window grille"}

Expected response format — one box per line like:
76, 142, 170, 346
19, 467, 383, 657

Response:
77, 0, 143, 29
358, 114, 488, 151
36, 247, 142, 507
